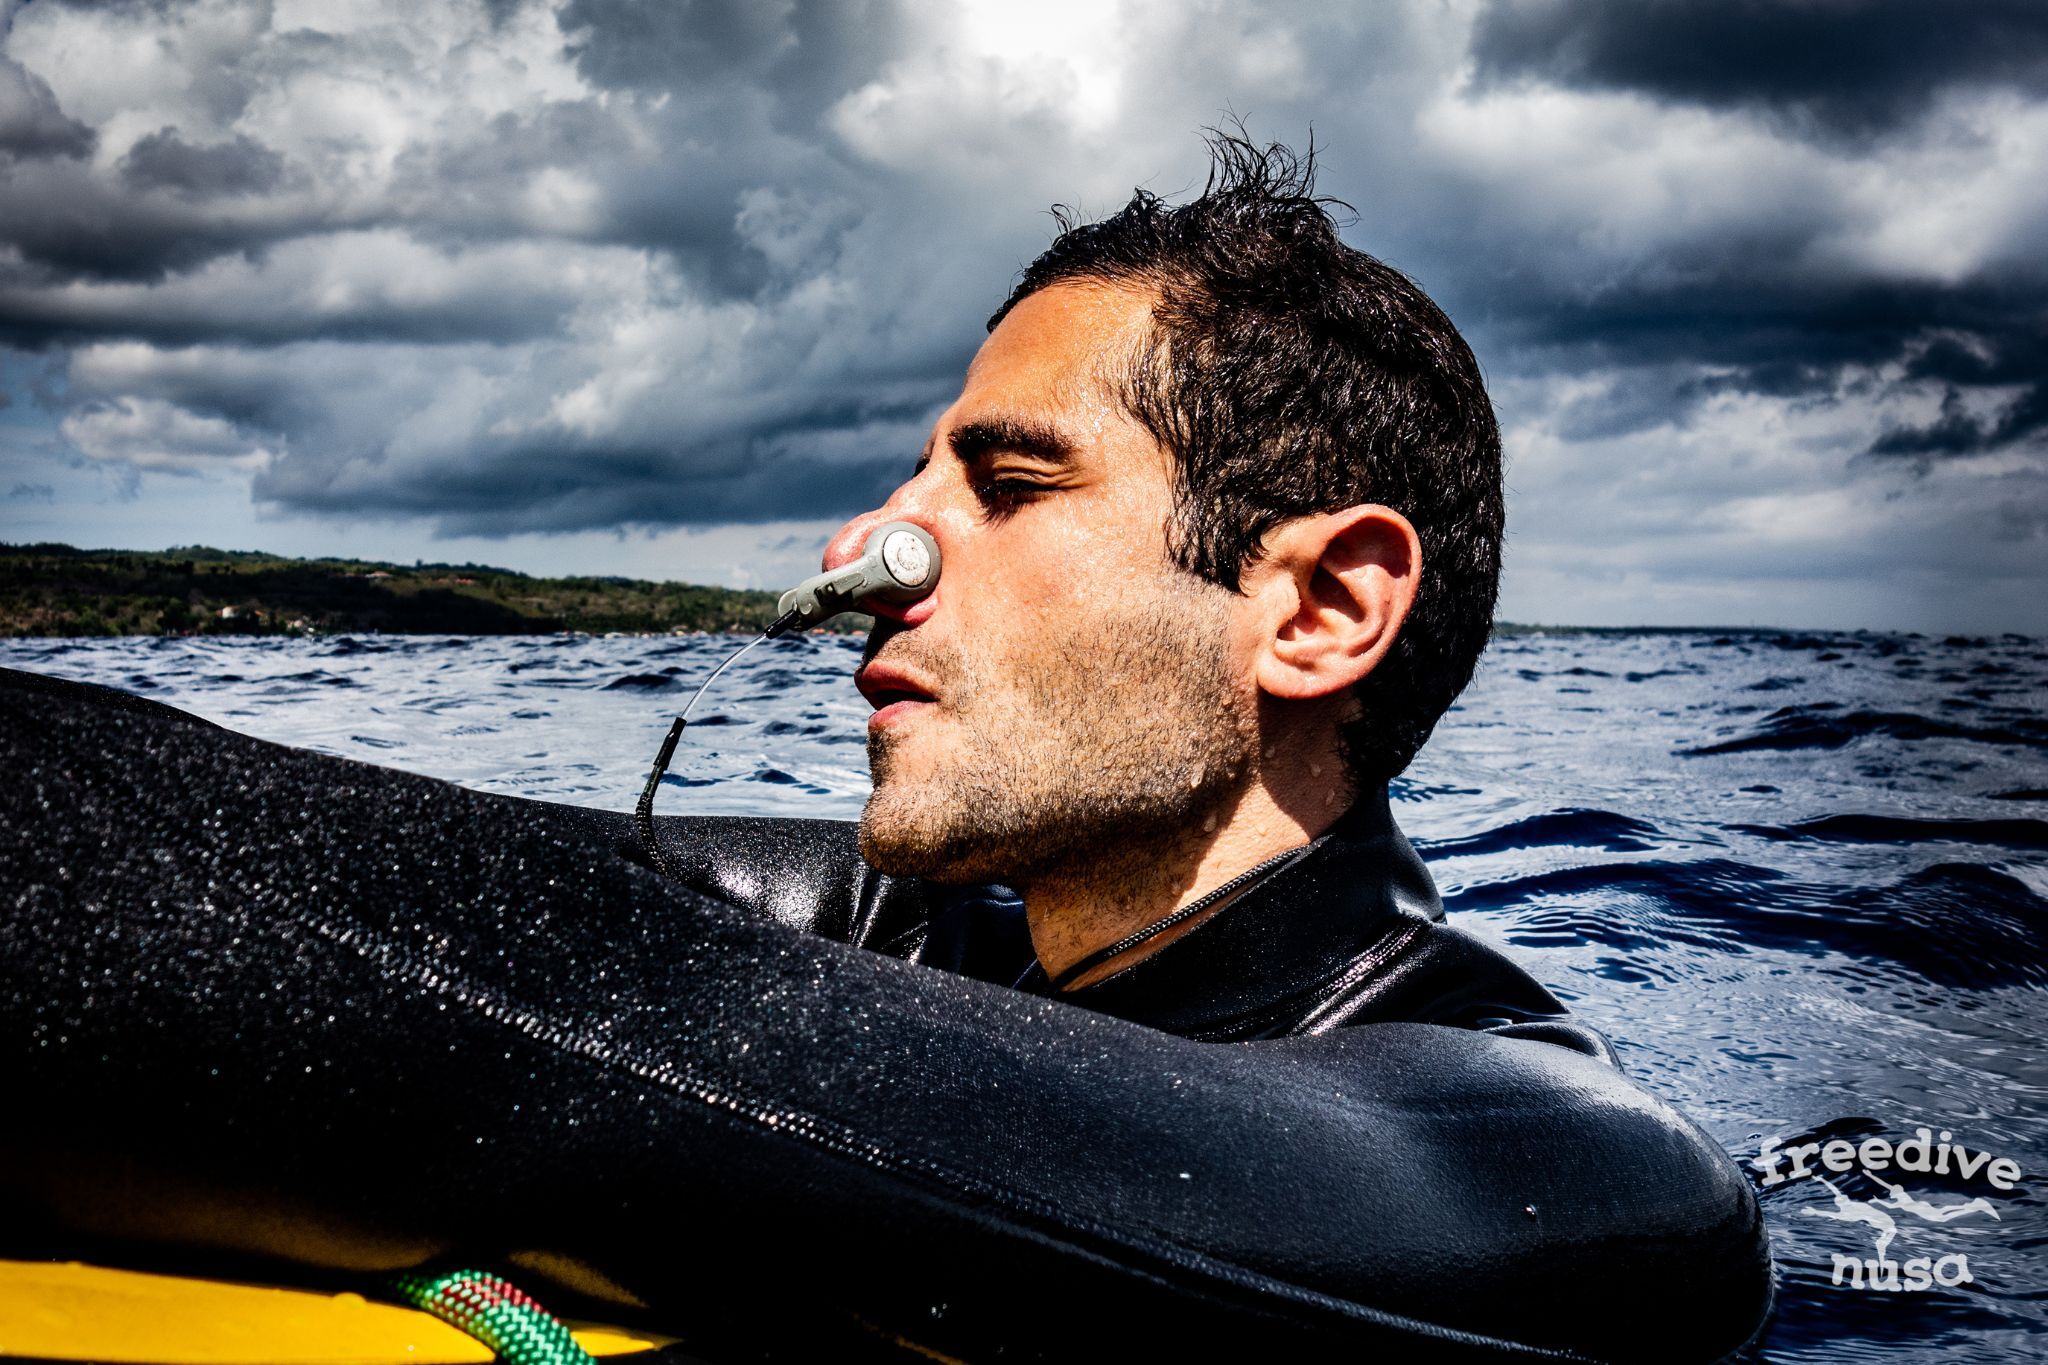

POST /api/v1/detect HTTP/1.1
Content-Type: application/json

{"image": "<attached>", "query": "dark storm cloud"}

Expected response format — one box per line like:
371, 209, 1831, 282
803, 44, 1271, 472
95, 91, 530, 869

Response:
120, 127, 285, 196
258, 438, 908, 533
559, 0, 800, 87
1471, 0, 2048, 139
1893, 329, 2048, 453
532, 1, 907, 297
559, 0, 904, 115
0, 156, 319, 283
1871, 369, 2048, 459
0, 0, 900, 308
1482, 272, 2041, 388
1436, 2, 2048, 463
1472, 265, 2048, 461
246, 395, 926, 535
0, 54, 92, 158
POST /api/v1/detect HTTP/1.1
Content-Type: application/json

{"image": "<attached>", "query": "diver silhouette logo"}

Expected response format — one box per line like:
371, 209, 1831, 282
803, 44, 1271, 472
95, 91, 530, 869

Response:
1868, 1172, 2002, 1226
1802, 1176, 1992, 1289
1806, 1177, 1903, 1263
1755, 1127, 2016, 1293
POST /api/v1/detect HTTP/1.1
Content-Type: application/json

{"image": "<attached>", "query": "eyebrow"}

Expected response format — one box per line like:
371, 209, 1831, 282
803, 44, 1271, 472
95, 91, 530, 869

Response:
946, 416, 1078, 468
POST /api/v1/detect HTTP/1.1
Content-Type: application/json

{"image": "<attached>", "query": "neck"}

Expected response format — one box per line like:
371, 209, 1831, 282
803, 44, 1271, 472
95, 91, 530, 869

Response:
1021, 764, 1355, 990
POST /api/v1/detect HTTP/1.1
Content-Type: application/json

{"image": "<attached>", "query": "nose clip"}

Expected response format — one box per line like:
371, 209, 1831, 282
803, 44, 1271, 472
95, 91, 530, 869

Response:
773, 521, 940, 635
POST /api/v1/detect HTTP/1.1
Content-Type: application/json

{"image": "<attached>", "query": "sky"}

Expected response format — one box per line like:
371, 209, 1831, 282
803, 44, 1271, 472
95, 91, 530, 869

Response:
1, 0, 2045, 632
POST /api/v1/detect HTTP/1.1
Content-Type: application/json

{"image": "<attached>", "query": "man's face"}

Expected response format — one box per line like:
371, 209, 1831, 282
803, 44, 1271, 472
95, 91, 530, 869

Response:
829, 280, 1258, 886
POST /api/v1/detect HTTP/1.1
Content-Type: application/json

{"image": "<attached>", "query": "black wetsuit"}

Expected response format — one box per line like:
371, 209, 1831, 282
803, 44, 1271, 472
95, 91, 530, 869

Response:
649, 788, 1617, 1054
0, 668, 1772, 1362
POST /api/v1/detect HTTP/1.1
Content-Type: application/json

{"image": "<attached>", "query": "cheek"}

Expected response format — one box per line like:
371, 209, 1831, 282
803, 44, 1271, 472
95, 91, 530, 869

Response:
941, 529, 1075, 628
931, 465, 1178, 662
1006, 499, 1168, 616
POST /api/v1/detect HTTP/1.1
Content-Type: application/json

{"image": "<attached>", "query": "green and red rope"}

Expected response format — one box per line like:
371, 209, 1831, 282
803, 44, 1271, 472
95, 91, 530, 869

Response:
387, 1267, 597, 1365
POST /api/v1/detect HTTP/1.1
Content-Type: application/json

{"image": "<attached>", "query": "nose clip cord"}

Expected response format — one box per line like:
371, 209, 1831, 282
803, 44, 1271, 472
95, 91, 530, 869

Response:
633, 520, 938, 884
634, 608, 799, 882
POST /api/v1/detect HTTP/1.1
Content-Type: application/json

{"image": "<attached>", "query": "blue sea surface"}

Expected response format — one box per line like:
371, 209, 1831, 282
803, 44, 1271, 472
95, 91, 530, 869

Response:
5, 628, 2045, 1363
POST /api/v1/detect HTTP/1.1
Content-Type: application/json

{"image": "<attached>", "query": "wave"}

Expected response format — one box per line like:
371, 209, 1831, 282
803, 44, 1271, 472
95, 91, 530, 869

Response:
1732, 814, 2048, 851
1681, 705, 2048, 755
604, 671, 683, 690
1418, 807, 1671, 858
1451, 858, 2048, 989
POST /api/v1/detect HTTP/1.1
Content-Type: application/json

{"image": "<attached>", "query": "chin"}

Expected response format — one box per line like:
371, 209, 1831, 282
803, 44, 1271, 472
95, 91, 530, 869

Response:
856, 785, 1019, 885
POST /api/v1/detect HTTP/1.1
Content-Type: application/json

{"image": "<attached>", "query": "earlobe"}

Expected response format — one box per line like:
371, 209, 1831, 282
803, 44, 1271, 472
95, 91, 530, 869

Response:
1253, 505, 1420, 701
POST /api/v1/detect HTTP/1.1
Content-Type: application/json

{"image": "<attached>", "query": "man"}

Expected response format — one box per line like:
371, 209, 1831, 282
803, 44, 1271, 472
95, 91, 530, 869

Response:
675, 136, 1594, 1046
0, 138, 1771, 1364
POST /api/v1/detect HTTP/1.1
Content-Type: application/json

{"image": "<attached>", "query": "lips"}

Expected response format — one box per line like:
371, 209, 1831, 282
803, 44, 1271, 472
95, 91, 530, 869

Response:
854, 660, 939, 726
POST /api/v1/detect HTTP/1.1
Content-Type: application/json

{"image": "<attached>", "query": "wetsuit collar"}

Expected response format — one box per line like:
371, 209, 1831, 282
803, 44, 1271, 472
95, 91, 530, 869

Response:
1038, 786, 1444, 1039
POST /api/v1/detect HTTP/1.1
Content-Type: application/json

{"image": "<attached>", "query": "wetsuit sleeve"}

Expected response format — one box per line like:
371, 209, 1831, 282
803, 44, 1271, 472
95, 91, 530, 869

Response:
551, 802, 931, 947
550, 805, 1029, 978
0, 668, 1772, 1364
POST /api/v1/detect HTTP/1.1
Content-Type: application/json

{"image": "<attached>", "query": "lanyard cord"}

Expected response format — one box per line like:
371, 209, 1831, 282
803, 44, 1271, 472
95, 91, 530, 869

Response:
634, 612, 799, 883
1043, 838, 1324, 993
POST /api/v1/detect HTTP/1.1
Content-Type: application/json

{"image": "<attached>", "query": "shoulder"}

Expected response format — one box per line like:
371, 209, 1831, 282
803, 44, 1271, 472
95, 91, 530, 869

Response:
1252, 1020, 1771, 1359
619, 813, 934, 949
1301, 918, 1618, 1062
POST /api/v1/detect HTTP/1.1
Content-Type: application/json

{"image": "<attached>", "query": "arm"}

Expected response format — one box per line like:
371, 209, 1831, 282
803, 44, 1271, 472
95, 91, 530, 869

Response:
549, 806, 1032, 980
0, 669, 1770, 1363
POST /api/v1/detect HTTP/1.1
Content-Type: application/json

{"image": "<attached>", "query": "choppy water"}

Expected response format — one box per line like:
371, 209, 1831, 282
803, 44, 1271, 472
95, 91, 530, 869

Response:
5, 628, 2045, 1363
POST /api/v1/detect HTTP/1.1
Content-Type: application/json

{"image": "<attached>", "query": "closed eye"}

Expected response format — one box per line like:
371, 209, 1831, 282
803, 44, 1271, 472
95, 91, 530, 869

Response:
973, 476, 1054, 520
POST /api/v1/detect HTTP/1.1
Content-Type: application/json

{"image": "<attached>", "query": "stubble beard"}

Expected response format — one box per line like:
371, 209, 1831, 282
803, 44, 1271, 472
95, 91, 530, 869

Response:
857, 589, 1253, 888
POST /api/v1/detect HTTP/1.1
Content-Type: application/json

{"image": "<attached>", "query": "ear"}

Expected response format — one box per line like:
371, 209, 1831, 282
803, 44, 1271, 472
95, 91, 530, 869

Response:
1247, 505, 1421, 701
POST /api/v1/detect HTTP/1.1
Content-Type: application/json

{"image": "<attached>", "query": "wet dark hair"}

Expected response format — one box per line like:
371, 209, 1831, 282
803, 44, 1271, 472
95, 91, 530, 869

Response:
990, 132, 1504, 786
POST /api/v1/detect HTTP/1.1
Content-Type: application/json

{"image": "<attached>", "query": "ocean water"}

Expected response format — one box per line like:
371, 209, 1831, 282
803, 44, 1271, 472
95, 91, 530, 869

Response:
5, 628, 2044, 1363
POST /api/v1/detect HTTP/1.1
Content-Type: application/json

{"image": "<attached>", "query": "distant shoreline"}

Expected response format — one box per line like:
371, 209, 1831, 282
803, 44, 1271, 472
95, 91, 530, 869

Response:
2, 542, 867, 639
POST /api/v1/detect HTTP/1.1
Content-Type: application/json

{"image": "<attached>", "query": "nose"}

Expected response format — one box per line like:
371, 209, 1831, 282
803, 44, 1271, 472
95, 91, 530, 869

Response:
821, 506, 890, 575
822, 489, 938, 625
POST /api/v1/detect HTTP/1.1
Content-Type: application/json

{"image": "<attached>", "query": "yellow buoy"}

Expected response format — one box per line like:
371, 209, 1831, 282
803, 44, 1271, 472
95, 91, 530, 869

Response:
0, 1260, 673, 1364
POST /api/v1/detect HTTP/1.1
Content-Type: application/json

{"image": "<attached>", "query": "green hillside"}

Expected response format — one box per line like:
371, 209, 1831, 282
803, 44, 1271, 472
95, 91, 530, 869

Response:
0, 543, 850, 637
